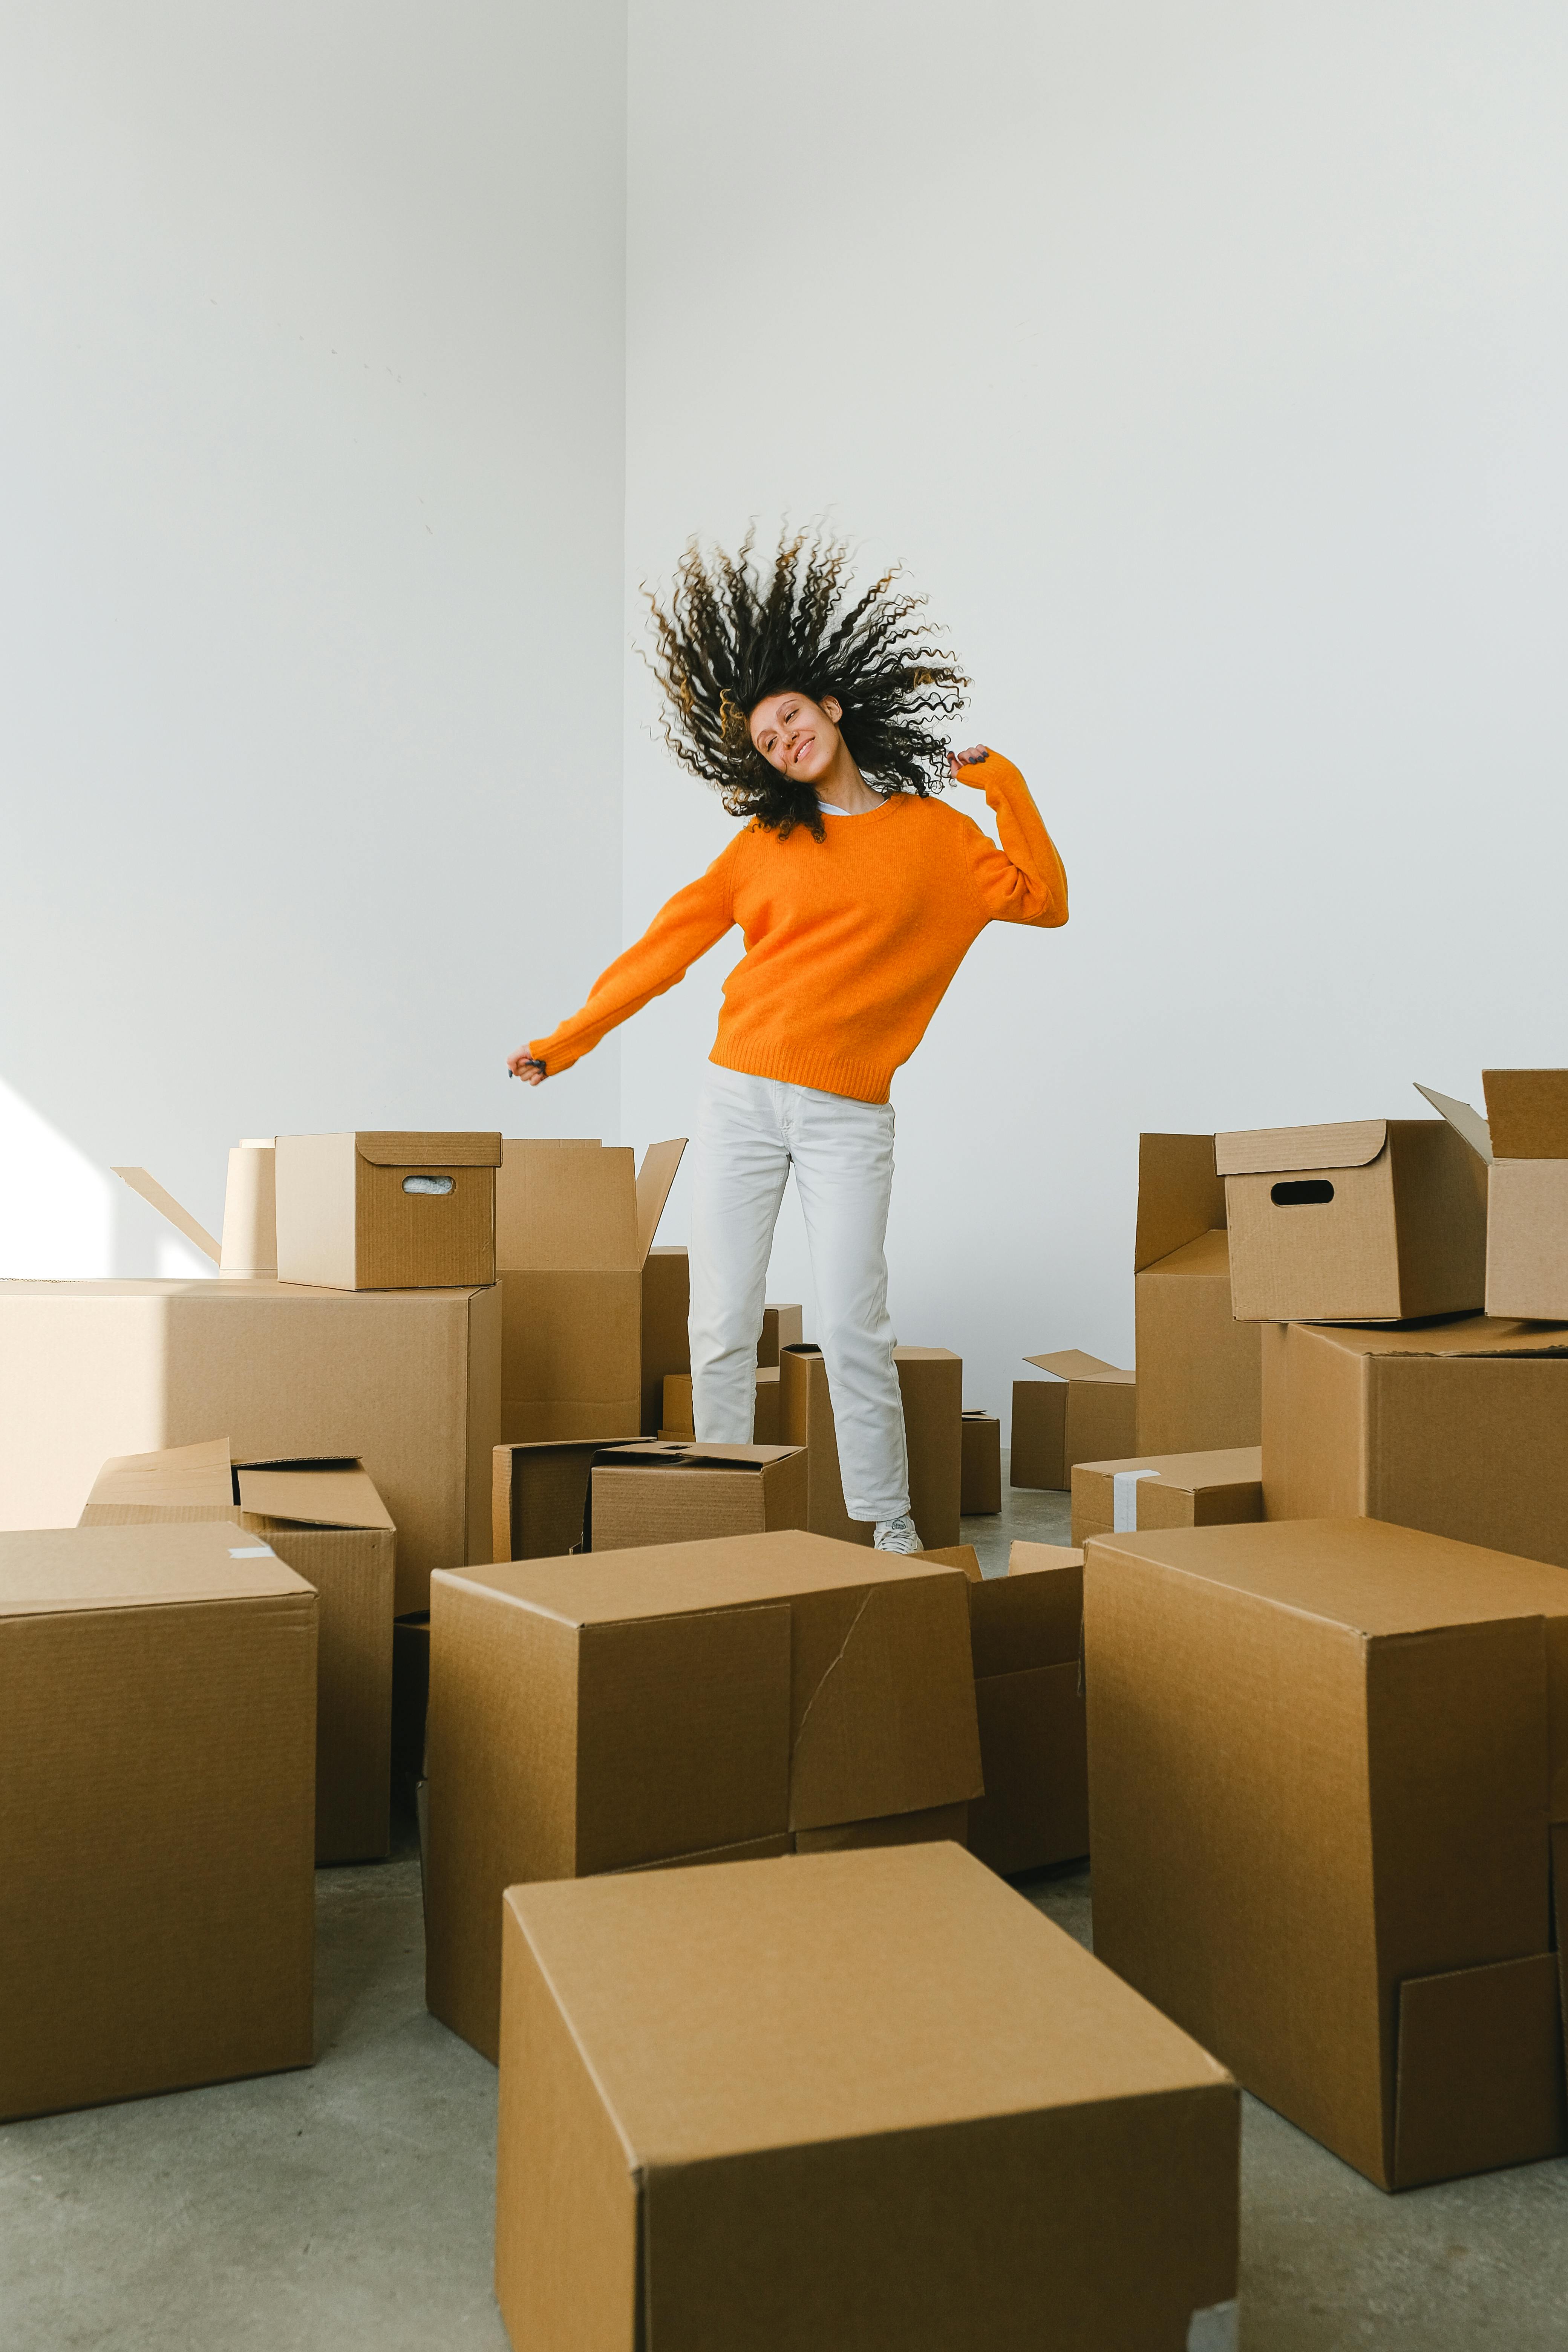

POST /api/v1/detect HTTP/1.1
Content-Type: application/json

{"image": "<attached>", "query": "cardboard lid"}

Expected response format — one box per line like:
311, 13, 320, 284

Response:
1023, 1350, 1134, 1384
1134, 1134, 1227, 1271
593, 1442, 801, 1475
1414, 1084, 1493, 1164
505, 1844, 1230, 2165
1481, 1071, 1568, 1161
1072, 1447, 1262, 1496
353, 1132, 502, 1168
236, 1458, 394, 1530
85, 1435, 235, 1512
1294, 1315, 1568, 1361
0, 1518, 311, 1617
1214, 1120, 1387, 1177
635, 1139, 687, 1264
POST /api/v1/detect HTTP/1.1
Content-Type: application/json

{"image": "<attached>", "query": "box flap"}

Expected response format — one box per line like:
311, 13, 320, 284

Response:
354, 1131, 502, 1168
595, 1441, 800, 1474
1023, 1350, 1133, 1384
0, 1517, 311, 1615
1135, 1135, 1227, 1271
922, 1544, 983, 1583
84, 1436, 235, 1512
635, 1139, 688, 1265
236, 1459, 395, 1530
1010, 1541, 1086, 1575
1214, 1121, 1388, 1177
496, 1140, 640, 1272
110, 1168, 222, 1263
1414, 1084, 1493, 1165
1294, 1314, 1568, 1361
1482, 1072, 1568, 1161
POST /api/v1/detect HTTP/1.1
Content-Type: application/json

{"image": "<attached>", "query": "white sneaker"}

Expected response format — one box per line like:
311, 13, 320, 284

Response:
873, 1513, 923, 1554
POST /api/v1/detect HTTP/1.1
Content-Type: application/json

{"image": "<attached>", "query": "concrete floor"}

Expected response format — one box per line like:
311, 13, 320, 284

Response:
5, 1478, 1567, 2349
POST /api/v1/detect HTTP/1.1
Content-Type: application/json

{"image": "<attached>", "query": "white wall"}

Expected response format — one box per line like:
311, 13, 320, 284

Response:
620, 0, 1568, 1418
0, 0, 628, 1275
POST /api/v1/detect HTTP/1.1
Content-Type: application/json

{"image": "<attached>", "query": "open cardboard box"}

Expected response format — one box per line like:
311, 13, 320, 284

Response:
1011, 1351, 1135, 1491
1422, 1073, 1568, 1321
81, 1436, 395, 1862
1070, 1447, 1263, 1548
1135, 1135, 1260, 1453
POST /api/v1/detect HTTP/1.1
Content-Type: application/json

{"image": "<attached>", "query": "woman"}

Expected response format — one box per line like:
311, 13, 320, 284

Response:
509, 530, 1068, 1552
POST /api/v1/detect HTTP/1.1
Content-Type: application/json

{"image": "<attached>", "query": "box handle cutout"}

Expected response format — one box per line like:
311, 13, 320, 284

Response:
403, 1174, 455, 1197
1271, 1178, 1334, 1206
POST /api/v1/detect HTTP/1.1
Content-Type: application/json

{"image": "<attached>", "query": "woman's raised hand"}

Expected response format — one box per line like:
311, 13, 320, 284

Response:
507, 1050, 547, 1085
948, 744, 990, 778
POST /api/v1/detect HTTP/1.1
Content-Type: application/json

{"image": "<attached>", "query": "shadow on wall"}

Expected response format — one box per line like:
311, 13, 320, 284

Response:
0, 1075, 215, 1281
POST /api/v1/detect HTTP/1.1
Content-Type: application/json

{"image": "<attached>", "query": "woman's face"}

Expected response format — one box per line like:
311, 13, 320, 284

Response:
747, 691, 843, 783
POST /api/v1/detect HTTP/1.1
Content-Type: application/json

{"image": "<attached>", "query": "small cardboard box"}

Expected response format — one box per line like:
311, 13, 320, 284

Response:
1423, 1073, 1568, 1321
780, 1343, 963, 1548
274, 1132, 502, 1291
929, 1540, 1090, 1874
752, 1364, 781, 1444
0, 1278, 499, 1616
589, 1442, 808, 1551
1086, 1515, 1568, 2190
1071, 1446, 1263, 1548
495, 1843, 1240, 2352
757, 1302, 804, 1367
81, 1436, 396, 1863
495, 1138, 686, 1442
1216, 1116, 1487, 1324
1135, 1135, 1261, 1453
0, 1520, 316, 2122
960, 1409, 1001, 1514
1011, 1351, 1135, 1491
425, 1528, 983, 2057
1261, 1314, 1568, 1568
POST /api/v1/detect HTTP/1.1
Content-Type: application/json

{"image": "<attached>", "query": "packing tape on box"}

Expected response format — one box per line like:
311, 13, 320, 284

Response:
228, 1545, 275, 1559
1112, 1468, 1159, 1533
1187, 2305, 1238, 2352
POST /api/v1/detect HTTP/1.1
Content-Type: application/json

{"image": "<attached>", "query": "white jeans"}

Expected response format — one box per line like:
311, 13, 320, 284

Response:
688, 1063, 910, 1525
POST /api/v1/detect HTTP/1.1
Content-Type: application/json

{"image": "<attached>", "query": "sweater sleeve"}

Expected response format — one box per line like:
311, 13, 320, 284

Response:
956, 751, 1069, 928
528, 838, 741, 1076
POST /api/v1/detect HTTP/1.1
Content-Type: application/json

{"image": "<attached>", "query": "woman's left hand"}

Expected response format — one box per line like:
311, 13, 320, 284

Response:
948, 744, 989, 778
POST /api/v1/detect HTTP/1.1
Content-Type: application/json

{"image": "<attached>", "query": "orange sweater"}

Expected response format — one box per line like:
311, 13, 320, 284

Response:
530, 752, 1067, 1104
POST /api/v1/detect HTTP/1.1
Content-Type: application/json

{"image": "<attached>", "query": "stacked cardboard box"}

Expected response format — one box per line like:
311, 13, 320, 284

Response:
1422, 1072, 1568, 1317
1010, 1350, 1135, 1491
780, 1343, 963, 1547
273, 1131, 502, 1290
1070, 1446, 1263, 1548
1134, 1135, 1261, 1453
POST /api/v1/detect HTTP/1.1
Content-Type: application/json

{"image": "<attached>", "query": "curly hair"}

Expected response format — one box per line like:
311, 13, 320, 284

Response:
642, 527, 969, 839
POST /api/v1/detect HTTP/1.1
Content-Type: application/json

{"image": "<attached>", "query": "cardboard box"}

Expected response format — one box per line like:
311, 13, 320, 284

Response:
392, 1612, 431, 1798
660, 1371, 695, 1438
929, 1540, 1090, 1874
757, 1302, 804, 1366
492, 1438, 600, 1563
495, 1138, 686, 1442
1423, 1073, 1568, 1320
274, 1132, 501, 1291
780, 1343, 963, 1547
590, 1442, 808, 1551
80, 1436, 395, 1863
1086, 1514, 1568, 2189
1261, 1314, 1568, 1568
960, 1409, 1001, 1513
1071, 1446, 1263, 1548
661, 1367, 780, 1443
0, 1279, 499, 1615
1216, 1116, 1487, 1324
1, 1519, 316, 2122
220, 1139, 277, 1277
1011, 1351, 1135, 1491
496, 1842, 1240, 2352
1135, 1134, 1261, 1454
425, 1529, 983, 2058
752, 1364, 781, 1444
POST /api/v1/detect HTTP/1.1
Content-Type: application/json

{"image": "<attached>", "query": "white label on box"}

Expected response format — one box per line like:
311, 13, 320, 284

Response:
1187, 2300, 1239, 2352
228, 1544, 275, 1559
1112, 1468, 1159, 1532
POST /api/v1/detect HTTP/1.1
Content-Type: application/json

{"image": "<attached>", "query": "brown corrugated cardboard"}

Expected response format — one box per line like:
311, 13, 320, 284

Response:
1071, 1446, 1263, 1548
392, 1612, 431, 1798
779, 1342, 963, 1547
660, 1368, 780, 1442
757, 1302, 804, 1367
589, 1442, 808, 1551
274, 1132, 501, 1291
220, 1141, 277, 1277
0, 1519, 316, 2122
1421, 1073, 1568, 1321
1086, 1515, 1568, 2189
959, 1539, 1089, 1874
793, 1801, 969, 1851
112, 1166, 221, 1262
1216, 1116, 1487, 1323
1261, 1315, 1568, 1569
1011, 1350, 1136, 1491
425, 1529, 983, 2058
752, 1364, 781, 1444
81, 1437, 395, 1863
660, 1371, 695, 1438
495, 1843, 1240, 2352
492, 1439, 602, 1562
0, 1278, 498, 1615
495, 1138, 686, 1442
779, 1344, 860, 1543
1134, 1134, 1261, 1453
960, 1409, 1002, 1513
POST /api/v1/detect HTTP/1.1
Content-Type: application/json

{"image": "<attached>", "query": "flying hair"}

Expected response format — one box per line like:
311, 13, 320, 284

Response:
642, 527, 970, 840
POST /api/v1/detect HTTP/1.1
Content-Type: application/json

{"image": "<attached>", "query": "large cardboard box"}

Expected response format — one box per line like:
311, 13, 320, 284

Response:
1261, 1314, 1568, 1568
495, 1138, 686, 1442
1071, 1446, 1263, 1548
1086, 1515, 1568, 2189
1010, 1351, 1135, 1491
1423, 1073, 1568, 1320
931, 1540, 1089, 1875
81, 1436, 395, 1862
757, 1302, 804, 1366
660, 1368, 779, 1442
274, 1131, 502, 1291
425, 1528, 983, 2058
590, 1442, 808, 1551
495, 1842, 1240, 2352
960, 1409, 1001, 1514
1, 1520, 316, 2122
1216, 1116, 1487, 1323
1135, 1134, 1261, 1453
779, 1343, 963, 1547
0, 1278, 500, 1616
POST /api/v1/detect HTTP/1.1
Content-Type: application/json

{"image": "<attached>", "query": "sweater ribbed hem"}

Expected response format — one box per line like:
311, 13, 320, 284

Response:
709, 1038, 895, 1105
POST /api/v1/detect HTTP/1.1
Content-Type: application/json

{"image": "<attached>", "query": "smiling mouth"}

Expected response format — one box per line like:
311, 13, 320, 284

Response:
792, 736, 814, 765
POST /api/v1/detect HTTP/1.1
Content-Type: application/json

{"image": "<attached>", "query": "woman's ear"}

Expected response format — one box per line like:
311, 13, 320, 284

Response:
821, 695, 843, 722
